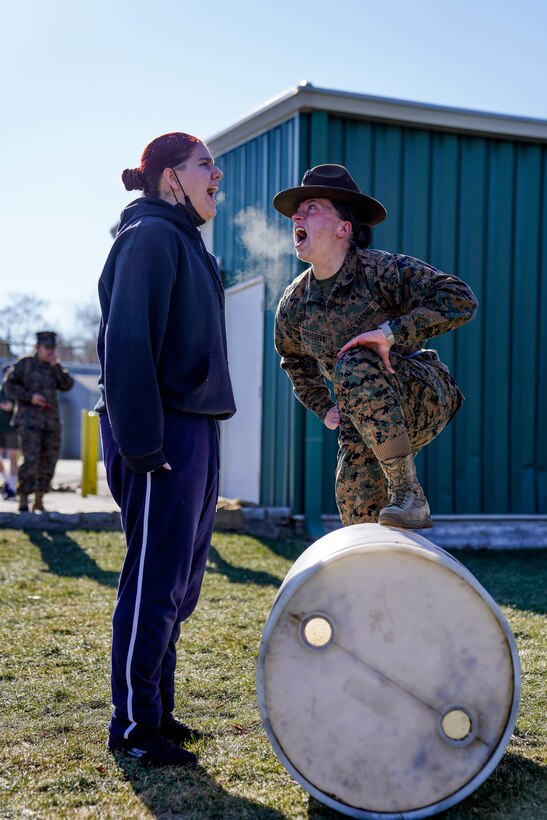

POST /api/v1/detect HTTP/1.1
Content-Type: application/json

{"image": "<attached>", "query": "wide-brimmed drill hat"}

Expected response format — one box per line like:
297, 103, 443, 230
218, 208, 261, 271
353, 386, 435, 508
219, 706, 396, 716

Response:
273, 164, 387, 226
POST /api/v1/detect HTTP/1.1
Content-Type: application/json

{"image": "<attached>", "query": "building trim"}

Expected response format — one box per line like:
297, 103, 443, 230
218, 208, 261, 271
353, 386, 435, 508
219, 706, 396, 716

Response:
225, 275, 264, 296
208, 83, 547, 156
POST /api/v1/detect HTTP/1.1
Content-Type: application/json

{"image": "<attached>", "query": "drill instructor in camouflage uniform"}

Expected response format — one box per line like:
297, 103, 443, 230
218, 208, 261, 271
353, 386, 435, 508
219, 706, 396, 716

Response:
274, 165, 478, 528
4, 331, 74, 512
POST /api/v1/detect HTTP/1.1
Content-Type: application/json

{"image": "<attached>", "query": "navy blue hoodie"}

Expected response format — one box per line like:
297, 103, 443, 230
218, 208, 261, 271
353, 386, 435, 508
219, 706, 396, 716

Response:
96, 197, 236, 472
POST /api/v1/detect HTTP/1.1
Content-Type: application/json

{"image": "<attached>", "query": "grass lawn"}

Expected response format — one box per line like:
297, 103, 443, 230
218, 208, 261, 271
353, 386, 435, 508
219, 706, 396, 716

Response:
0, 529, 545, 819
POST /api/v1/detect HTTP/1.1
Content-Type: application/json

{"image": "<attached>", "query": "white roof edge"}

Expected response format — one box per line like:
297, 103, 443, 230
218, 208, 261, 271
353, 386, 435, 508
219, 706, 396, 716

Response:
225, 275, 264, 295
208, 83, 547, 156
208, 86, 302, 156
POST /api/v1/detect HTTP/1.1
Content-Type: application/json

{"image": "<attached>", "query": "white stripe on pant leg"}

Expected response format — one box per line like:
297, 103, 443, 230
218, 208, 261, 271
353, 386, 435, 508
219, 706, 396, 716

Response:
123, 472, 152, 740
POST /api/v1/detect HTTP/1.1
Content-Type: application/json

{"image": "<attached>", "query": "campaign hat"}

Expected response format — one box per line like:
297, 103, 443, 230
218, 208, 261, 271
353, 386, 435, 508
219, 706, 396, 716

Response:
273, 164, 386, 226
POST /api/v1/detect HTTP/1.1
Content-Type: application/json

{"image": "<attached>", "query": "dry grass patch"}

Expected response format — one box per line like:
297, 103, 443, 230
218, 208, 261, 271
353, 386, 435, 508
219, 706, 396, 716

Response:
0, 530, 545, 818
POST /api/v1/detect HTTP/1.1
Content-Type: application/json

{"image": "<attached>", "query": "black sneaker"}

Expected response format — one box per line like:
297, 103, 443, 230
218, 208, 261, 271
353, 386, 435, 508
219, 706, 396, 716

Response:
160, 714, 204, 746
108, 732, 197, 767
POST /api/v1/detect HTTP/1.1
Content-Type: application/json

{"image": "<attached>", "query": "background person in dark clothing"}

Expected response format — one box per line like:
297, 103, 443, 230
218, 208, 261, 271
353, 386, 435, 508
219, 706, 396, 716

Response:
4, 332, 74, 512
0, 363, 19, 499
97, 132, 236, 767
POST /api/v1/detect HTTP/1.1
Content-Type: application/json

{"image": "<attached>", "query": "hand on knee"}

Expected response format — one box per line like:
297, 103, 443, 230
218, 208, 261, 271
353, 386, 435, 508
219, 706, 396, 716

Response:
334, 345, 389, 385
337, 330, 395, 374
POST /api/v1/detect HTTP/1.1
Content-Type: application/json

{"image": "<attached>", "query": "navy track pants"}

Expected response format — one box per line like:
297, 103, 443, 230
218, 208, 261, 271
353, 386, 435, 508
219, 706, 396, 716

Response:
101, 410, 219, 741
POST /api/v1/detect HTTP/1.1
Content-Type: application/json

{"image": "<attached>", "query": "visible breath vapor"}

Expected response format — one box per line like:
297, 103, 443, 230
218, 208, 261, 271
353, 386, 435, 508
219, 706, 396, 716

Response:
233, 207, 294, 310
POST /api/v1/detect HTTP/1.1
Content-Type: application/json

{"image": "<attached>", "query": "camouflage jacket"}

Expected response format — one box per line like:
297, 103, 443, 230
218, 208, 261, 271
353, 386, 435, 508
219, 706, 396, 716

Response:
274, 247, 478, 420
4, 355, 74, 430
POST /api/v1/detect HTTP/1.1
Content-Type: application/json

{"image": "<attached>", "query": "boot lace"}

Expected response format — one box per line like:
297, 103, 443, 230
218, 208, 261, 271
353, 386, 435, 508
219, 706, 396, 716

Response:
392, 488, 412, 505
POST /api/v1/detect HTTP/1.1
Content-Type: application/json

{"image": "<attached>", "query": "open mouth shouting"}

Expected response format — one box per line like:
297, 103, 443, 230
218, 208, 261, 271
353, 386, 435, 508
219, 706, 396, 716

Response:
294, 226, 307, 248
207, 184, 219, 208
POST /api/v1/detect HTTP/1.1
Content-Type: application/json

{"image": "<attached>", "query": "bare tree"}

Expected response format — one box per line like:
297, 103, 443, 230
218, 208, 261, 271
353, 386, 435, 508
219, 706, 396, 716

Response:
0, 292, 101, 364
61, 297, 101, 363
0, 293, 48, 357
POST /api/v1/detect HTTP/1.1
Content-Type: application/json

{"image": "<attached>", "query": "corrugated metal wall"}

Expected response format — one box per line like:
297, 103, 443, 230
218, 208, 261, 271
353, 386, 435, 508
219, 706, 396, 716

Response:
214, 109, 547, 515
298, 111, 547, 514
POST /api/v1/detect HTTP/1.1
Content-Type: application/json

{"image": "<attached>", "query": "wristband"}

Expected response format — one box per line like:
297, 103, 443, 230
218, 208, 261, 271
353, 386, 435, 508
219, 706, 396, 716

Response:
379, 321, 395, 346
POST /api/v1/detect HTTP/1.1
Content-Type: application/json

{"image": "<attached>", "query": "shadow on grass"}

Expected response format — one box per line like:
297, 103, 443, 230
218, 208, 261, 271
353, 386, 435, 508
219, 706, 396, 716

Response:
452, 549, 547, 615
113, 757, 285, 819
207, 544, 282, 587
307, 752, 547, 819
249, 536, 309, 564
230, 533, 547, 616
27, 530, 119, 587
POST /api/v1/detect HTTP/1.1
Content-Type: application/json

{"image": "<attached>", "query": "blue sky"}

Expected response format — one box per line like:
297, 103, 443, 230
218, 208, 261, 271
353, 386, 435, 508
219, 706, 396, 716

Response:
1, 0, 546, 336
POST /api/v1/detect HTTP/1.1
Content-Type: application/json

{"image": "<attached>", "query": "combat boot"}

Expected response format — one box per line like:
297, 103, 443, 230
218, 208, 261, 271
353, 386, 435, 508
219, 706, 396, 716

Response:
377, 454, 432, 529
32, 492, 46, 513
18, 494, 29, 513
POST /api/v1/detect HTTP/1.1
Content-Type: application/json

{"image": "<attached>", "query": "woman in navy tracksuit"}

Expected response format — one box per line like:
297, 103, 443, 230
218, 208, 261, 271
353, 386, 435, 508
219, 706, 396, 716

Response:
96, 132, 236, 766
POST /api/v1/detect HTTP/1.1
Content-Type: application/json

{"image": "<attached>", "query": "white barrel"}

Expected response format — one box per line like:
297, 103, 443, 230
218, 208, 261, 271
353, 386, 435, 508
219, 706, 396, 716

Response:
257, 524, 520, 819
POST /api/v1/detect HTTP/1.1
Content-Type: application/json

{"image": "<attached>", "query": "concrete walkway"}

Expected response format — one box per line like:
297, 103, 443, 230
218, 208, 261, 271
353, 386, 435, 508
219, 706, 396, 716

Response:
1, 459, 546, 546
0, 459, 120, 529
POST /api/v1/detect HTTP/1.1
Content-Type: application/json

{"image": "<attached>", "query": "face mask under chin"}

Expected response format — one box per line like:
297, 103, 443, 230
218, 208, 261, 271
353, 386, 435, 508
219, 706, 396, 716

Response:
170, 168, 206, 227
174, 197, 206, 228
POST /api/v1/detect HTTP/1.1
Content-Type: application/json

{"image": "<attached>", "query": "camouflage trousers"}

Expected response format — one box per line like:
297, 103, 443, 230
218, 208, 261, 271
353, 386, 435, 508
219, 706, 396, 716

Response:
17, 426, 61, 495
333, 347, 462, 525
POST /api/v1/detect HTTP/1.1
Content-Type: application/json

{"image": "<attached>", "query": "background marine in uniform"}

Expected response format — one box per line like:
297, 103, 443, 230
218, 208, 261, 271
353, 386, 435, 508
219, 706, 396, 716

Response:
4, 331, 74, 512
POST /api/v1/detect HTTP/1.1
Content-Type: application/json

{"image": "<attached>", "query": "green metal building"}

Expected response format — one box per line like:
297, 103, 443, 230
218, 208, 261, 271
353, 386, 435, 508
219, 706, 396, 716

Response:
208, 83, 547, 527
